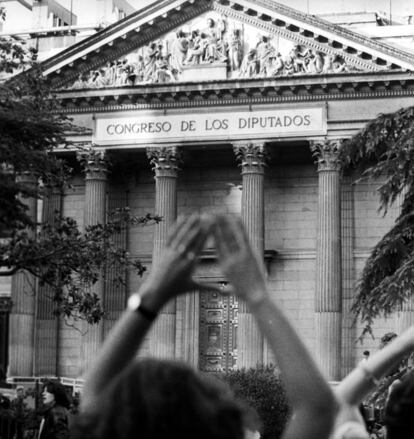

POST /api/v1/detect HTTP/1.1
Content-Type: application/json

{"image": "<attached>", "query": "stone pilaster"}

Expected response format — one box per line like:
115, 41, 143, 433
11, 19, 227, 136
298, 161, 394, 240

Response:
35, 186, 63, 376
233, 142, 267, 368
146, 146, 182, 358
9, 174, 38, 377
311, 139, 342, 381
79, 150, 109, 373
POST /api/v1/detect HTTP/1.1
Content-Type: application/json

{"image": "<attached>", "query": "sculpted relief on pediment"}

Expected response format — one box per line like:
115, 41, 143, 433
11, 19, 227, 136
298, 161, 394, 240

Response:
66, 12, 359, 90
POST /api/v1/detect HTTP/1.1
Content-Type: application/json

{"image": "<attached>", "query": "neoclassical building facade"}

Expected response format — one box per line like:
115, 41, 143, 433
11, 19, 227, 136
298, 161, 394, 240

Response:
3, 0, 414, 383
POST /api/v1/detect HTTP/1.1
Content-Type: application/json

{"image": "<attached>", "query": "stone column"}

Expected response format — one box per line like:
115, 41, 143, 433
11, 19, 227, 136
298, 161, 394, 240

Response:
146, 146, 182, 358
103, 189, 128, 339
233, 142, 267, 368
35, 186, 63, 376
80, 150, 108, 372
311, 139, 342, 381
9, 174, 38, 377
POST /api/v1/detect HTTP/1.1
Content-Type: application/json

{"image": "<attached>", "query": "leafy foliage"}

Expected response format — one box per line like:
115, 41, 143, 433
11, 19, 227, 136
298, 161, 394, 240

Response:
0, 8, 160, 323
363, 333, 414, 424
0, 209, 161, 324
0, 14, 74, 233
217, 364, 290, 439
340, 105, 414, 334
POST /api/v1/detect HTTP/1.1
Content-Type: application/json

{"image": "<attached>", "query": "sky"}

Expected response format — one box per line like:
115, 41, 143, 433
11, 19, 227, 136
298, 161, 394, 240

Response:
2, 0, 414, 32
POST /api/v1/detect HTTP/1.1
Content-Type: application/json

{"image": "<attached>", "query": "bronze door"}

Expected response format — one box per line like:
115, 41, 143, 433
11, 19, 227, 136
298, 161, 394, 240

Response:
199, 289, 238, 372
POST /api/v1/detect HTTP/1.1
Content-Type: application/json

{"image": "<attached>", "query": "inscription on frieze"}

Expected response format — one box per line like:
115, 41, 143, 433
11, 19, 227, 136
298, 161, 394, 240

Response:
94, 106, 327, 145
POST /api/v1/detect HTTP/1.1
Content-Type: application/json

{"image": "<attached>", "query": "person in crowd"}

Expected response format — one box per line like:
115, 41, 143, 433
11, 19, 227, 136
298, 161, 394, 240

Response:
10, 385, 28, 439
331, 324, 414, 438
72, 213, 337, 439
38, 380, 71, 439
0, 367, 12, 389
383, 370, 414, 438
358, 351, 370, 366
0, 393, 16, 439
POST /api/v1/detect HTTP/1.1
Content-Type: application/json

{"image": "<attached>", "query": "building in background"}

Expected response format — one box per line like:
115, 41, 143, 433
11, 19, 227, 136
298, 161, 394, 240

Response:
1, 0, 414, 383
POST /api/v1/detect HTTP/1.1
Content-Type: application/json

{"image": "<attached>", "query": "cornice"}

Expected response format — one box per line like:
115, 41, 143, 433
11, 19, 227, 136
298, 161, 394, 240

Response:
55, 70, 414, 114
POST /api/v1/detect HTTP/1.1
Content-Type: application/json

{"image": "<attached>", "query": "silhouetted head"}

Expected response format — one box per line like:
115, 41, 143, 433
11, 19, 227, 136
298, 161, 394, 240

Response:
72, 358, 252, 439
0, 393, 11, 409
384, 371, 414, 439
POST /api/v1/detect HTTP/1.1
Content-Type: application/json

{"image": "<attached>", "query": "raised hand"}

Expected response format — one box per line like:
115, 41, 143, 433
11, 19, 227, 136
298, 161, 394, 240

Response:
213, 213, 338, 439
141, 213, 213, 307
212, 214, 268, 305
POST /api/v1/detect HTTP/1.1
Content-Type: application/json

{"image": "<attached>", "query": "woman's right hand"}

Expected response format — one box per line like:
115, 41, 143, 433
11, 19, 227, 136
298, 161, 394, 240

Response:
212, 214, 269, 306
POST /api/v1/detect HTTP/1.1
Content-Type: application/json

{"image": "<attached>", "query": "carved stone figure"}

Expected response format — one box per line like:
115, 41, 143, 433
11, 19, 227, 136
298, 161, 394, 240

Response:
267, 51, 284, 77
239, 48, 258, 78
256, 35, 274, 75
170, 29, 189, 73
289, 45, 309, 73
228, 28, 243, 71
131, 55, 145, 84
203, 18, 227, 63
283, 52, 295, 75
184, 30, 207, 65
332, 56, 348, 73
143, 42, 160, 81
305, 50, 324, 73
154, 55, 175, 83
323, 54, 334, 73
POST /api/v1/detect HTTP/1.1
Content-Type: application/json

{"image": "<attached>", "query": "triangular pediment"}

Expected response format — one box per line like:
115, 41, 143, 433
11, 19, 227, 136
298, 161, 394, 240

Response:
40, 0, 414, 89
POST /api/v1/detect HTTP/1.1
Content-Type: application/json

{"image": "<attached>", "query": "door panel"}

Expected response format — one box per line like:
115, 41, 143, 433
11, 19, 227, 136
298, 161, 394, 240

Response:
199, 289, 238, 372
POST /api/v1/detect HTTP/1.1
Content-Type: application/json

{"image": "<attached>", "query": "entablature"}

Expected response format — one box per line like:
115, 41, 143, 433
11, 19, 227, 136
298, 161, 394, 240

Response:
56, 70, 414, 114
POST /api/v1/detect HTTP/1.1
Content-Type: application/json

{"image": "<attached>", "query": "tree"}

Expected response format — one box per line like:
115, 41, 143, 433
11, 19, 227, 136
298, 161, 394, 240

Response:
340, 105, 414, 335
0, 7, 160, 323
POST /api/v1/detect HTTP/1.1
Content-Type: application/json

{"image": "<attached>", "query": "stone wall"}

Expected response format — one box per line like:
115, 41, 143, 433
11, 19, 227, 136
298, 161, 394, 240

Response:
26, 151, 405, 378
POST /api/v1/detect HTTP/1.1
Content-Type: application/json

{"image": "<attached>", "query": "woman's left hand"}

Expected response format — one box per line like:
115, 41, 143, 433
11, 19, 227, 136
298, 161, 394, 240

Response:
140, 214, 213, 308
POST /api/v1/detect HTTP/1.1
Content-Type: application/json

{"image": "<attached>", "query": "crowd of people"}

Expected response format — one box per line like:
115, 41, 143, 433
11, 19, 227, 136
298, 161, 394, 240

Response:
2, 213, 414, 439
0, 377, 76, 439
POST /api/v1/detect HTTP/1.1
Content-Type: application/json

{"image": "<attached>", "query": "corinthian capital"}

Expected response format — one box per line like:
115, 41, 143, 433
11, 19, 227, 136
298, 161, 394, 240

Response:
233, 142, 267, 175
146, 146, 183, 178
310, 139, 343, 172
77, 147, 109, 180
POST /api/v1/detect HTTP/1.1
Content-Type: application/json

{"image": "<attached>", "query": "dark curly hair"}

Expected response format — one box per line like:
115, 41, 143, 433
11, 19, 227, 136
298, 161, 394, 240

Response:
43, 380, 71, 409
71, 358, 250, 439
384, 371, 414, 439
